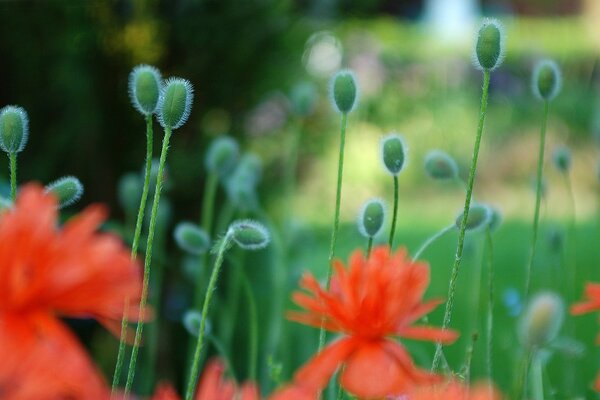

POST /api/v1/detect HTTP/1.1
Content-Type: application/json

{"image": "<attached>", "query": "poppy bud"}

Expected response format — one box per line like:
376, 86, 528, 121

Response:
129, 64, 162, 116
519, 292, 564, 348
0, 105, 28, 154
183, 310, 210, 337
158, 77, 194, 130
424, 150, 458, 180
205, 136, 239, 177
532, 60, 561, 101
290, 81, 318, 117
474, 19, 505, 71
45, 176, 84, 209
228, 219, 270, 250
174, 222, 211, 255
329, 70, 358, 114
357, 198, 386, 238
455, 204, 491, 232
552, 145, 571, 173
381, 133, 407, 176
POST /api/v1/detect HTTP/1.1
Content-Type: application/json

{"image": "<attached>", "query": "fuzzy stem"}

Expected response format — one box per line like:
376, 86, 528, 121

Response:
525, 100, 549, 298
388, 175, 399, 248
240, 267, 258, 382
485, 228, 495, 384
412, 224, 455, 261
124, 127, 172, 396
366, 237, 373, 258
8, 152, 16, 201
319, 112, 348, 351
185, 233, 233, 400
111, 114, 154, 396
432, 69, 491, 370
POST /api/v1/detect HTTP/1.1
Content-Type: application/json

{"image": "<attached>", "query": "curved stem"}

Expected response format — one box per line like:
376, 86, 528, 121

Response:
525, 100, 549, 298
112, 115, 153, 395
485, 228, 495, 385
366, 237, 373, 258
412, 224, 455, 261
185, 233, 233, 400
240, 267, 258, 382
124, 127, 172, 396
388, 175, 399, 248
319, 112, 348, 351
9, 152, 16, 201
432, 69, 491, 370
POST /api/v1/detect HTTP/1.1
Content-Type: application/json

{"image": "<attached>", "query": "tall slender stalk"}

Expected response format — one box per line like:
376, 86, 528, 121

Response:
525, 101, 549, 298
240, 267, 258, 381
9, 152, 16, 201
388, 176, 399, 248
531, 354, 544, 400
432, 70, 491, 370
485, 228, 495, 384
412, 224, 455, 261
124, 127, 172, 396
112, 114, 154, 395
366, 237, 373, 257
185, 233, 233, 400
319, 112, 348, 350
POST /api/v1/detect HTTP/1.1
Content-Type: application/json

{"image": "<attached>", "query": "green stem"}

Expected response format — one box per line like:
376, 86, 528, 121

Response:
319, 112, 348, 351
485, 228, 495, 383
531, 353, 544, 400
111, 114, 154, 395
388, 175, 399, 248
432, 69, 491, 370
240, 267, 258, 382
515, 350, 534, 400
9, 152, 16, 201
185, 233, 233, 400
366, 237, 373, 258
412, 224, 455, 261
525, 100, 549, 298
124, 127, 172, 396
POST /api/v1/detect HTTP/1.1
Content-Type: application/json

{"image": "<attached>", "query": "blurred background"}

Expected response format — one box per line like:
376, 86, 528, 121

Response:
1, 0, 600, 398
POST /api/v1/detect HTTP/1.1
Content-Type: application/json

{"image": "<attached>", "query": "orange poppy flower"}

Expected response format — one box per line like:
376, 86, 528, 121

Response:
268, 383, 316, 400
571, 282, 600, 391
287, 246, 459, 398
407, 379, 503, 400
0, 185, 142, 398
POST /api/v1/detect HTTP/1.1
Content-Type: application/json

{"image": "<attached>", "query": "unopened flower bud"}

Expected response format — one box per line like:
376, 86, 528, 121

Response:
381, 133, 407, 176
45, 176, 84, 209
329, 70, 358, 114
129, 64, 162, 116
519, 292, 564, 348
455, 204, 491, 232
474, 19, 505, 71
0, 105, 29, 154
158, 77, 194, 129
174, 222, 210, 255
552, 145, 571, 173
357, 198, 386, 238
228, 219, 270, 250
424, 150, 458, 180
532, 60, 561, 101
183, 310, 210, 337
205, 136, 239, 177
290, 81, 318, 117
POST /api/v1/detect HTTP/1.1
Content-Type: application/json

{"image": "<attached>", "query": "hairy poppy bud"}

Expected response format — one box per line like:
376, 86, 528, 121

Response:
532, 60, 561, 101
129, 64, 162, 116
158, 77, 194, 129
329, 70, 358, 114
552, 145, 571, 173
290, 81, 318, 117
183, 310, 210, 337
519, 292, 564, 348
228, 219, 270, 250
381, 133, 407, 176
0, 105, 28, 154
358, 198, 386, 238
474, 19, 505, 71
174, 222, 210, 255
205, 136, 239, 177
424, 150, 458, 180
455, 204, 491, 232
45, 176, 84, 209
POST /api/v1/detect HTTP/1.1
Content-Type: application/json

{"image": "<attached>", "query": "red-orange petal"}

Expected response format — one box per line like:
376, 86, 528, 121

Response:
396, 325, 459, 344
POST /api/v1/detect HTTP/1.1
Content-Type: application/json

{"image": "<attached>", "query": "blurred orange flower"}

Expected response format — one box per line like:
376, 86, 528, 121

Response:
571, 282, 600, 391
287, 246, 458, 398
407, 379, 503, 399
0, 185, 142, 399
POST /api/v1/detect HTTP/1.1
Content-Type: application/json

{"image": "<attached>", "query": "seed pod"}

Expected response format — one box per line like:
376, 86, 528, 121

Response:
455, 204, 491, 232
129, 64, 162, 116
0, 105, 29, 154
290, 81, 318, 117
519, 292, 564, 349
228, 219, 270, 250
474, 19, 505, 71
45, 176, 84, 209
117, 173, 142, 215
532, 60, 561, 101
174, 222, 210, 255
357, 198, 386, 238
381, 133, 407, 176
329, 69, 358, 114
158, 77, 194, 130
183, 310, 210, 337
552, 145, 571, 173
424, 150, 458, 180
205, 136, 240, 177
